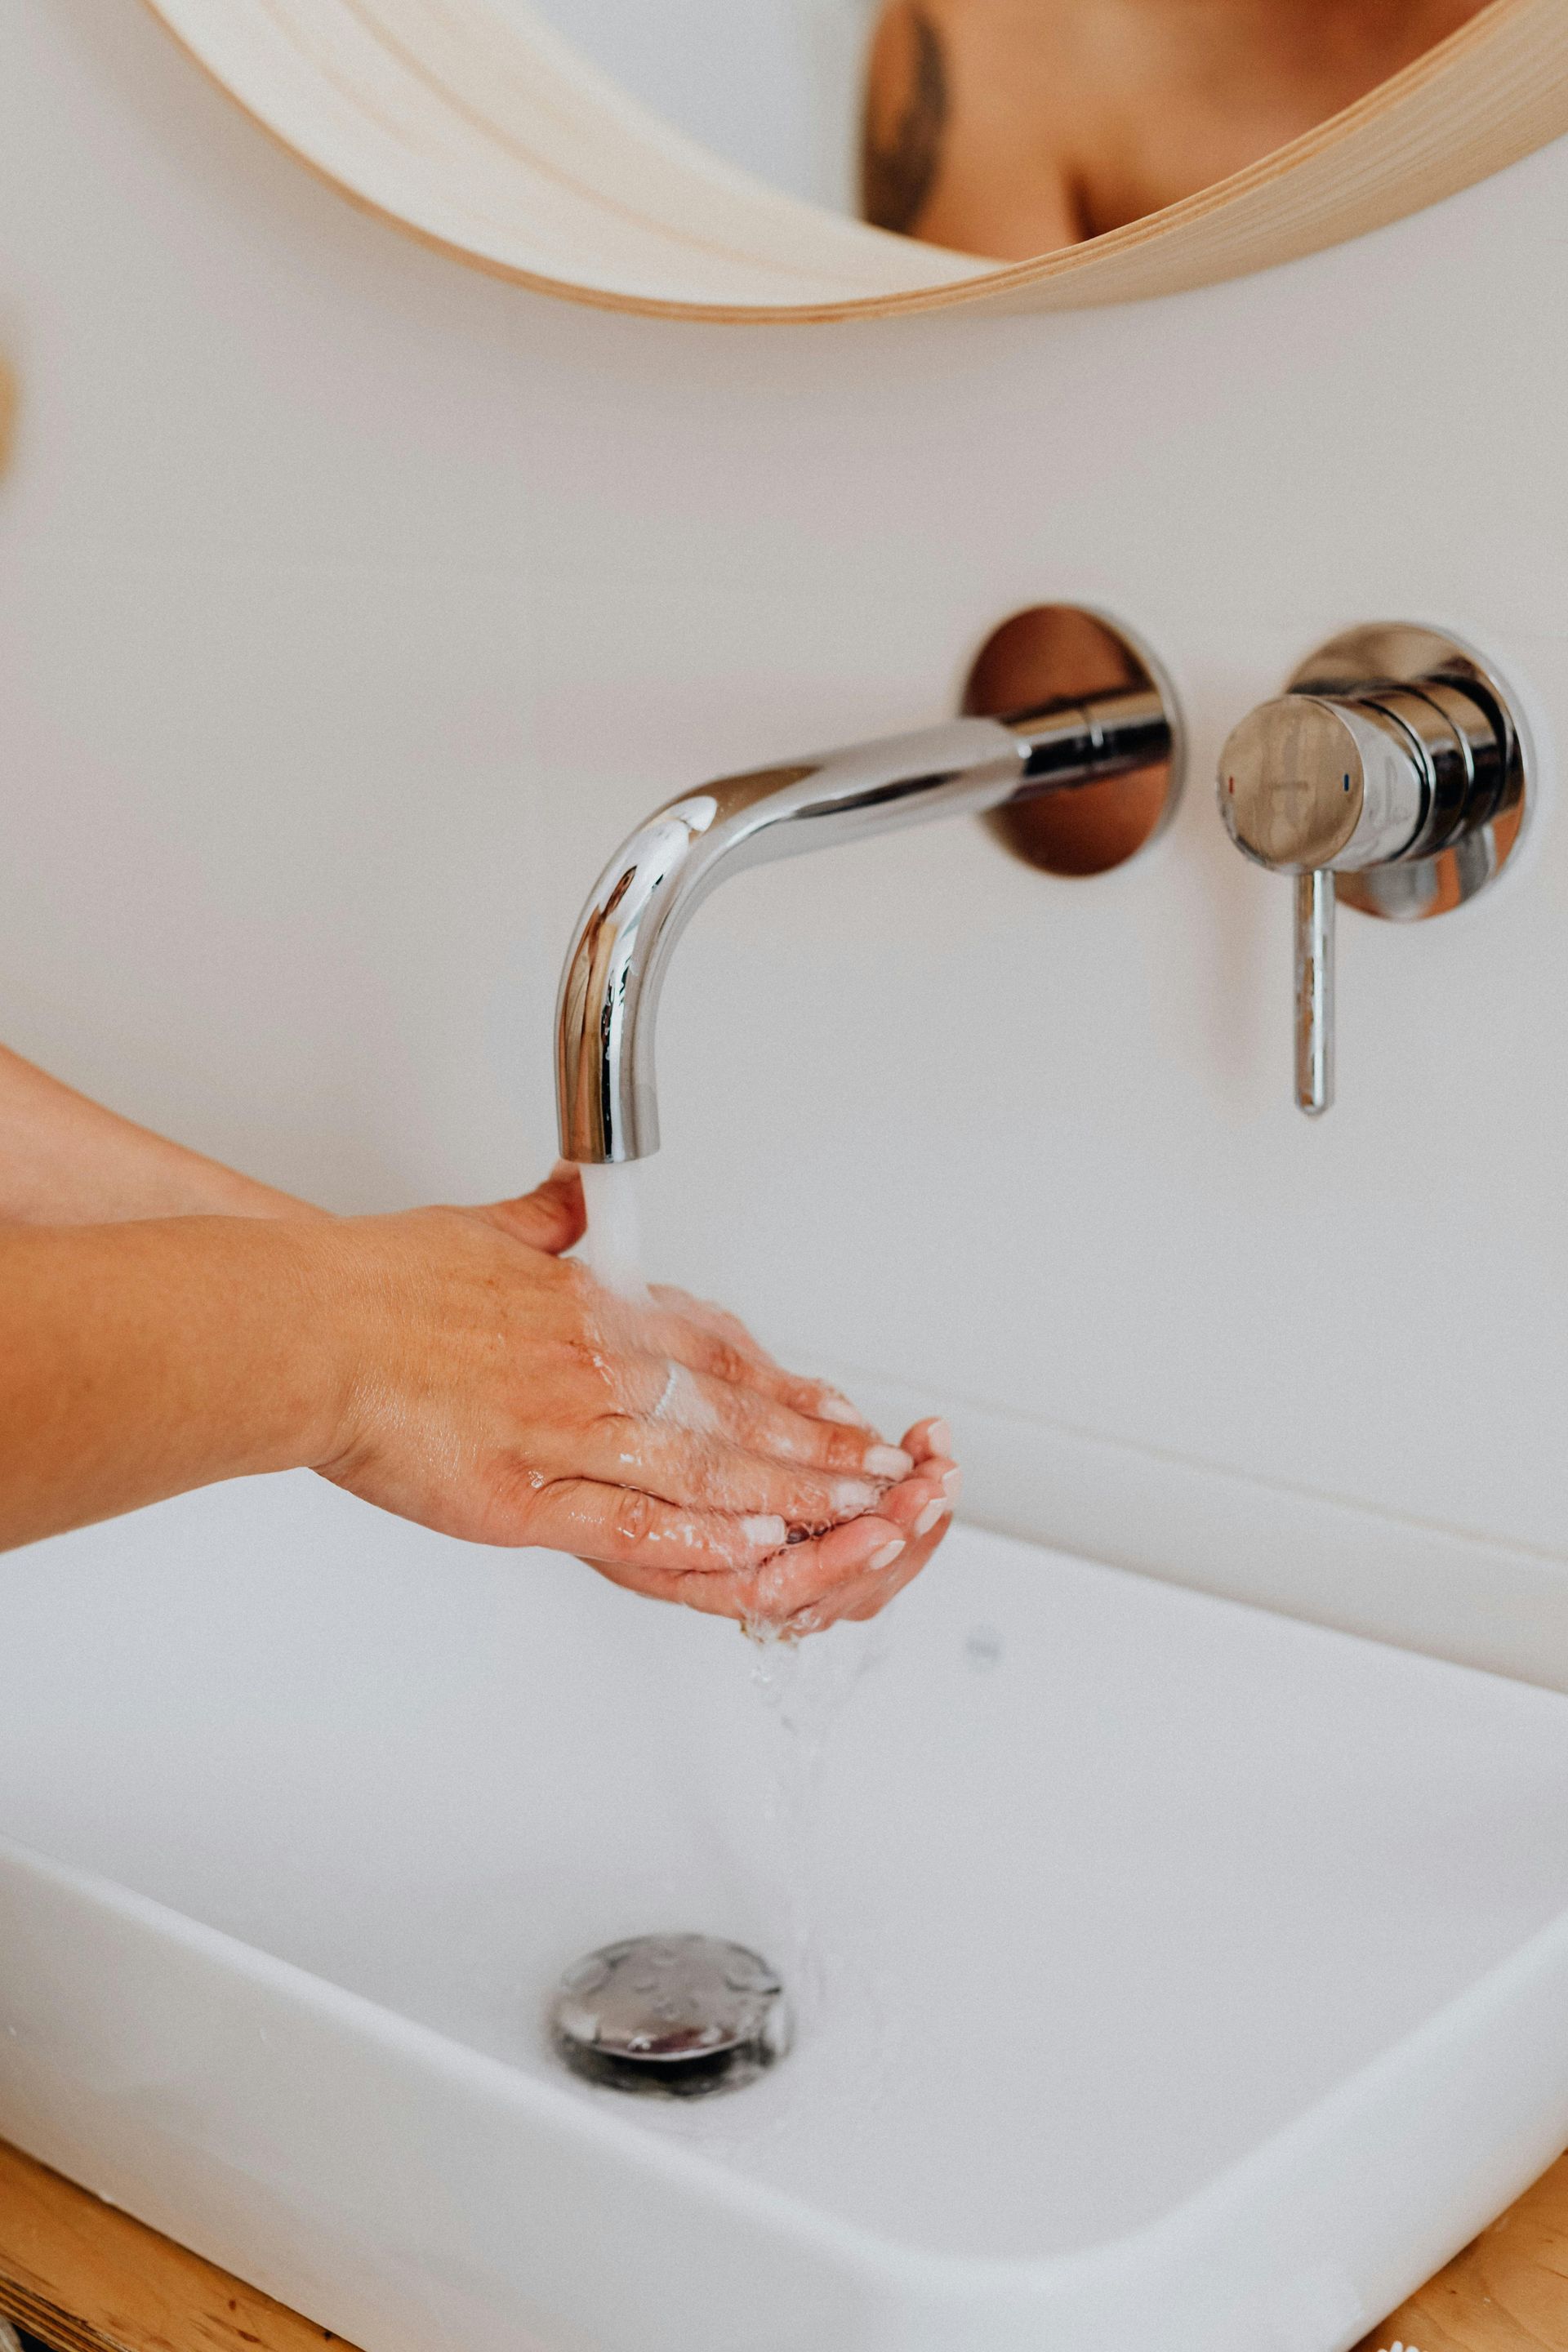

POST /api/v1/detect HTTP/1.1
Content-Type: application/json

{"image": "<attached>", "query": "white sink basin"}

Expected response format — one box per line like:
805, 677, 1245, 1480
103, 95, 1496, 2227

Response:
4, 1475, 1568, 2351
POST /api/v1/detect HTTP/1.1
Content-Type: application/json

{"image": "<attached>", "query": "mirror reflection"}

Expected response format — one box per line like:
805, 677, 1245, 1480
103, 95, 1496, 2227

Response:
531, 0, 1491, 256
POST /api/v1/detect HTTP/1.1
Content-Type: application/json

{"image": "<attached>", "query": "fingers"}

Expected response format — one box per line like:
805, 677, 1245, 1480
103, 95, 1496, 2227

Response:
744, 1512, 909, 1618
777, 1439, 960, 1630
602, 1349, 909, 1490
475, 1164, 586, 1256
835, 1540, 936, 1623
885, 1441, 961, 1527
880, 1468, 955, 1542
564, 1441, 960, 1628
564, 1413, 906, 1528
799, 1470, 958, 1628
522, 1476, 797, 1575
903, 1417, 953, 1466
585, 1505, 909, 1622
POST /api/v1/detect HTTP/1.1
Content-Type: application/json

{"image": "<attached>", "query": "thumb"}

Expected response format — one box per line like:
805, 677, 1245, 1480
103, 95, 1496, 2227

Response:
479, 1161, 586, 1255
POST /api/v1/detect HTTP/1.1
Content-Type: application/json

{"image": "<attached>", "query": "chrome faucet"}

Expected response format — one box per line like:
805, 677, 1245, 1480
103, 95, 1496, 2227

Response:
556, 615, 1182, 1162
1217, 625, 1529, 1116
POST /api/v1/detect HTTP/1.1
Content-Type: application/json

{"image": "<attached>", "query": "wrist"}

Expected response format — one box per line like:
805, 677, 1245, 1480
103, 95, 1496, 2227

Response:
266, 1217, 376, 1477
145, 1214, 359, 1484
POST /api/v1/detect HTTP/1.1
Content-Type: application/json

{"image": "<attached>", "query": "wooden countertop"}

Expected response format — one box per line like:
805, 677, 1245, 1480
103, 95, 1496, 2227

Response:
0, 2134, 1565, 2352
1353, 2153, 1568, 2352
0, 2144, 348, 2352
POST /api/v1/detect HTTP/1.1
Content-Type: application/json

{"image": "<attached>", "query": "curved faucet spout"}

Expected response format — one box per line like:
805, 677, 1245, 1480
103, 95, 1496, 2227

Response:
556, 687, 1174, 1162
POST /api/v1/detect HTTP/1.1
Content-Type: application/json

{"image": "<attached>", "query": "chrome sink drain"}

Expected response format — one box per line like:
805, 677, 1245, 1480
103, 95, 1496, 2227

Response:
550, 1934, 791, 2098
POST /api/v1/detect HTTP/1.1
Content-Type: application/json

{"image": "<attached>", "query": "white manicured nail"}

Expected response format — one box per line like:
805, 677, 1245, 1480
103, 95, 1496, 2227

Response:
869, 1539, 905, 1572
927, 1419, 953, 1457
817, 1391, 871, 1427
913, 1500, 947, 1537
866, 1445, 913, 1479
744, 1515, 788, 1550
942, 1467, 963, 1500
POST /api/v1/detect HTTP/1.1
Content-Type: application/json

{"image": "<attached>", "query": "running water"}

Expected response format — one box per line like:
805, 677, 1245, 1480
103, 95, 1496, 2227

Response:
742, 1611, 889, 2027
577, 1160, 649, 1300
575, 1157, 884, 2033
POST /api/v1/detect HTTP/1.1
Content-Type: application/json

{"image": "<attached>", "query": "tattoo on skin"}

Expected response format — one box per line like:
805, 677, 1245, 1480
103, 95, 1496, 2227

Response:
861, 5, 948, 237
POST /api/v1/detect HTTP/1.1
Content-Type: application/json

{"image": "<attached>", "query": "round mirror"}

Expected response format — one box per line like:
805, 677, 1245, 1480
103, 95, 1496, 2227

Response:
147, 0, 1568, 318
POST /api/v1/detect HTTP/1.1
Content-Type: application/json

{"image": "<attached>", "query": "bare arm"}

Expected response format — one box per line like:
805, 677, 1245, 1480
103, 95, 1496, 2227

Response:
0, 1212, 342, 1546
0, 1043, 316, 1223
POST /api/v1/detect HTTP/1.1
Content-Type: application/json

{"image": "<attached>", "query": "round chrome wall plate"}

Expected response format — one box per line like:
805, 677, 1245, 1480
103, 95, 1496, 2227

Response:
963, 605, 1184, 876
1285, 625, 1528, 921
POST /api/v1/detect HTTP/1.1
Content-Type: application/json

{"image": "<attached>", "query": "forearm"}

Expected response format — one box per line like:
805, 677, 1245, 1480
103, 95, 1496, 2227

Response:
0, 1217, 345, 1550
0, 1045, 319, 1223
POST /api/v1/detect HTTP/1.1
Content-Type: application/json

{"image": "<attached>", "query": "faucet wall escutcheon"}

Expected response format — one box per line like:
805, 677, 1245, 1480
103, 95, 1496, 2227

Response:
1216, 625, 1529, 1117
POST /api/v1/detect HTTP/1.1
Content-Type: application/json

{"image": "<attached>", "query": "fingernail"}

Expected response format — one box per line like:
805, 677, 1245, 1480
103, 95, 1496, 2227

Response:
817, 1391, 872, 1428
942, 1466, 963, 1500
868, 1539, 905, 1572
927, 1419, 953, 1457
913, 1499, 947, 1537
865, 1445, 913, 1480
744, 1515, 788, 1550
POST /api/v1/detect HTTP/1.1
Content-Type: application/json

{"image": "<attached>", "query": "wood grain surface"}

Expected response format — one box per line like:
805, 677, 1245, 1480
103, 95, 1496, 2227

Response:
2, 2132, 1567, 2352
0, 2141, 354, 2352
137, 0, 1568, 321
1353, 2148, 1568, 2351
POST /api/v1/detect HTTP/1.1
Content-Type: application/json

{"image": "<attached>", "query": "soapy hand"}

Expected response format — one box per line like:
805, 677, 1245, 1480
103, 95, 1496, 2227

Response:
587, 1408, 958, 1632
318, 1165, 956, 1625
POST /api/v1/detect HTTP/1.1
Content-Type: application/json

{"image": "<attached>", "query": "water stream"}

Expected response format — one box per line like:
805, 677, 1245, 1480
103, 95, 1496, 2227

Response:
577, 1159, 649, 1299
573, 1158, 889, 2092
741, 1610, 889, 2028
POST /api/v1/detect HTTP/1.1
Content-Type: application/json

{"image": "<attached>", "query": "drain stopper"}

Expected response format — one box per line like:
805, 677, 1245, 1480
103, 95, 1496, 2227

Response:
551, 1934, 791, 2098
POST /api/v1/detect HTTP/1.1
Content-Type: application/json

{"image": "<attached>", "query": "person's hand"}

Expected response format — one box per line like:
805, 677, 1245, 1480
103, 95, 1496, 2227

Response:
590, 1411, 960, 1633
317, 1167, 957, 1625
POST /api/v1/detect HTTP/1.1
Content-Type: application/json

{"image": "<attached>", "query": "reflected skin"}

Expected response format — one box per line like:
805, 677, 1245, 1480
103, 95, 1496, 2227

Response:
0, 1046, 956, 1628
862, 0, 1490, 257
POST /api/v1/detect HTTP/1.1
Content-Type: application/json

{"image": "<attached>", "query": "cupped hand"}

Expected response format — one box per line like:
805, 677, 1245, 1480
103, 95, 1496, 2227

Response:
586, 1414, 958, 1630
316, 1166, 956, 1626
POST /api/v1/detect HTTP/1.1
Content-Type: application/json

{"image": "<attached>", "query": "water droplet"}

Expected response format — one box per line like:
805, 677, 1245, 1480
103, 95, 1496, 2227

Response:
966, 1624, 1003, 1672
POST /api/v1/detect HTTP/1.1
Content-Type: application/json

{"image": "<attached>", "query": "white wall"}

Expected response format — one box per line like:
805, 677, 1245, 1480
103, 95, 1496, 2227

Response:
4, 2, 1568, 1628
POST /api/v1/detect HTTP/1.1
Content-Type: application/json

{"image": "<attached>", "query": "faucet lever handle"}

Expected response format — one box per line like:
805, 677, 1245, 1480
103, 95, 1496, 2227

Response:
1294, 869, 1334, 1116
1217, 626, 1530, 1120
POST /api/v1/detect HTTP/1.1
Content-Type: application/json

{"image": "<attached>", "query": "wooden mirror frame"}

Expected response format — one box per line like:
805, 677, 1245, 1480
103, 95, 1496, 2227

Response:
143, 0, 1568, 321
